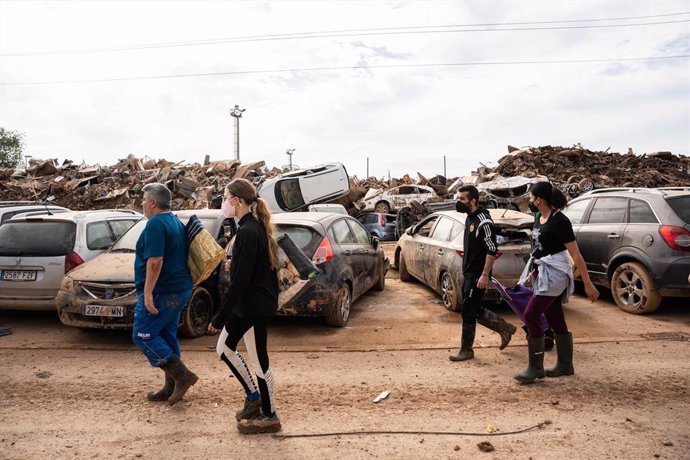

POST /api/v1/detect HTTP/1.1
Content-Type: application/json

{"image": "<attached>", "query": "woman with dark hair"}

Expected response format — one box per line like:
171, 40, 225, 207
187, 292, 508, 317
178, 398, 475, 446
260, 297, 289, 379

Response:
207, 178, 282, 434
515, 181, 599, 383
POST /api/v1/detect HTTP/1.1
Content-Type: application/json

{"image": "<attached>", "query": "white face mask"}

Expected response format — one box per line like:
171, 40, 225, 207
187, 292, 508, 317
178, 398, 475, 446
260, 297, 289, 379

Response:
221, 199, 236, 218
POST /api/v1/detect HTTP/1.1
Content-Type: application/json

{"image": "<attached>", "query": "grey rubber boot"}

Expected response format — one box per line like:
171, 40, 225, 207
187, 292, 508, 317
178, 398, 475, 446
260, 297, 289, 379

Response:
449, 322, 476, 362
147, 370, 175, 402
545, 332, 574, 377
236, 398, 262, 421
478, 309, 517, 350
514, 337, 545, 383
161, 355, 199, 406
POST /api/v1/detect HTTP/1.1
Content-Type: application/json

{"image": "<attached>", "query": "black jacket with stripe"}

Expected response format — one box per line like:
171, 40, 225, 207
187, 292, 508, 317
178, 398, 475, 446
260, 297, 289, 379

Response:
462, 207, 498, 278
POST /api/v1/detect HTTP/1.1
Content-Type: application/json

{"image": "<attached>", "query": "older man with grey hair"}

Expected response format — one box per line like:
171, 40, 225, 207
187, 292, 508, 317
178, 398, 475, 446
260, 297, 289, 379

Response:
132, 183, 197, 405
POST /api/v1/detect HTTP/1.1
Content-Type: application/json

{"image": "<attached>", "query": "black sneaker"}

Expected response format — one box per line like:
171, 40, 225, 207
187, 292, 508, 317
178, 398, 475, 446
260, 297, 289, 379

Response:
237, 413, 281, 434
235, 398, 261, 421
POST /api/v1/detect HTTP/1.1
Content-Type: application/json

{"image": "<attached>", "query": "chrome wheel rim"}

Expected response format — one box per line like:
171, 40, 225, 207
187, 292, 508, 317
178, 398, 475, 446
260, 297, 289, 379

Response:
339, 288, 351, 323
615, 269, 647, 310
441, 273, 454, 308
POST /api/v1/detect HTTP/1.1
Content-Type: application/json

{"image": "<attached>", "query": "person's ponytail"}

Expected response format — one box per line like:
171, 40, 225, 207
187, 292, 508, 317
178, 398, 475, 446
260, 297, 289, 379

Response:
551, 188, 568, 210
253, 197, 280, 270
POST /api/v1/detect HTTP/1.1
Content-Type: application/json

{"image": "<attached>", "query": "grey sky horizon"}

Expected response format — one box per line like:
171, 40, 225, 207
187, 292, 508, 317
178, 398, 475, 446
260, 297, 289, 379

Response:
1, 1, 688, 180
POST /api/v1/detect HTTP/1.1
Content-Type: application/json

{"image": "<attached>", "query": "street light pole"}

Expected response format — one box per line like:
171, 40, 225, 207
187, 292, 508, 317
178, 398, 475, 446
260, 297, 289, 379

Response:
230, 105, 246, 161
286, 148, 295, 170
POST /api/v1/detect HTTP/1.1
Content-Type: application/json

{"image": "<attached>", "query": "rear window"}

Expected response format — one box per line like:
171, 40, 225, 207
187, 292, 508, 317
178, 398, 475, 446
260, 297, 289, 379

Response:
276, 178, 306, 211
666, 196, 690, 223
0, 221, 76, 256
275, 225, 319, 251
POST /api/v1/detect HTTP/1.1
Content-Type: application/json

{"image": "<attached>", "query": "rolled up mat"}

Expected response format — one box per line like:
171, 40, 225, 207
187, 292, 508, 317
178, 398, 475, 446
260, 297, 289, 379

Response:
277, 234, 321, 280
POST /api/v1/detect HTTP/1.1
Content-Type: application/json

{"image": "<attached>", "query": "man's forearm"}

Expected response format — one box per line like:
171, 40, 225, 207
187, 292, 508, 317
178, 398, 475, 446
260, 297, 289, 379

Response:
144, 257, 164, 295
481, 255, 496, 276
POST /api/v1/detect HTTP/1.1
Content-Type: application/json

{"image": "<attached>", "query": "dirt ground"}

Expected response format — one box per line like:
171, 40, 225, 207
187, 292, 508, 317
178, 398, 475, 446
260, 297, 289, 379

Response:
1, 246, 689, 459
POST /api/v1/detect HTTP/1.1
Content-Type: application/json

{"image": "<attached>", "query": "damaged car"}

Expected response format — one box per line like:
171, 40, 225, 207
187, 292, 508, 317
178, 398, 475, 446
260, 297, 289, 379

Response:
360, 184, 437, 214
394, 209, 533, 311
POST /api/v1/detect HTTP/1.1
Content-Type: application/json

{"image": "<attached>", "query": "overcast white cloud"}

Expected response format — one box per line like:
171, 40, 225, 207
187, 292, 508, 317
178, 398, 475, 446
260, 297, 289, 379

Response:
0, 1, 688, 179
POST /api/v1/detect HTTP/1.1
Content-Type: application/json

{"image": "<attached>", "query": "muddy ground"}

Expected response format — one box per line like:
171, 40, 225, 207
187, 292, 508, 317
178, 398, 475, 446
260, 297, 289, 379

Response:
1, 245, 689, 459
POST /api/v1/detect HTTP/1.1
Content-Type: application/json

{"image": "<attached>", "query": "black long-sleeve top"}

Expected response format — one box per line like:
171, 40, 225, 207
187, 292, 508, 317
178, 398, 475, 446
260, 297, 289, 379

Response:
211, 213, 278, 328
462, 207, 498, 278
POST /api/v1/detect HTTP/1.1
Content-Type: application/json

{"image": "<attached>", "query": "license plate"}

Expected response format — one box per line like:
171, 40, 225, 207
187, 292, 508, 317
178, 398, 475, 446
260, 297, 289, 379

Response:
82, 305, 125, 317
1, 270, 37, 281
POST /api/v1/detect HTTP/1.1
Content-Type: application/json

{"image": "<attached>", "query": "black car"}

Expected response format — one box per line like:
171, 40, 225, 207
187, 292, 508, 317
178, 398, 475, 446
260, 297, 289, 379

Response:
265, 212, 388, 326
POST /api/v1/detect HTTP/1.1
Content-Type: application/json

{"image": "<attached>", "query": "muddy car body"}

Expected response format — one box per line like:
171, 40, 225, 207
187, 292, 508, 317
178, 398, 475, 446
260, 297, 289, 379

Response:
394, 209, 533, 311
472, 176, 549, 212
360, 185, 437, 215
56, 210, 237, 337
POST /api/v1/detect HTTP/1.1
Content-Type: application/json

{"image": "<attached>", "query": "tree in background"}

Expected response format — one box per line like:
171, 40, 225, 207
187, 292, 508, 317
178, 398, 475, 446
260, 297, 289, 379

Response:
0, 128, 26, 168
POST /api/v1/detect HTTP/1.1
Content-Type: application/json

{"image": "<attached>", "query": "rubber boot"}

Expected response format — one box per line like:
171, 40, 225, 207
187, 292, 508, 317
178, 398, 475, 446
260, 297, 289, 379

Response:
514, 337, 545, 383
545, 332, 574, 377
161, 355, 199, 406
147, 370, 174, 402
544, 328, 555, 352
449, 322, 475, 362
478, 309, 517, 350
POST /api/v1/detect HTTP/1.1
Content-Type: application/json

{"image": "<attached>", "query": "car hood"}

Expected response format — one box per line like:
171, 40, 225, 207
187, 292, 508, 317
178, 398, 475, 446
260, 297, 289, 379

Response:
67, 252, 134, 282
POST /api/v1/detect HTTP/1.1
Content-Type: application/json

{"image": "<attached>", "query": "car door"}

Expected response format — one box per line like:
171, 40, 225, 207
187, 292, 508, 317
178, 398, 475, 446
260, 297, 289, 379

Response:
346, 218, 379, 290
577, 197, 628, 280
623, 198, 660, 258
423, 216, 455, 288
406, 215, 439, 281
329, 219, 367, 298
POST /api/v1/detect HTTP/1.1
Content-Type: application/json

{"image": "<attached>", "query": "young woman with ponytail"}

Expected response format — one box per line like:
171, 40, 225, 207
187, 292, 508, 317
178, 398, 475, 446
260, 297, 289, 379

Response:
515, 181, 599, 384
207, 178, 282, 434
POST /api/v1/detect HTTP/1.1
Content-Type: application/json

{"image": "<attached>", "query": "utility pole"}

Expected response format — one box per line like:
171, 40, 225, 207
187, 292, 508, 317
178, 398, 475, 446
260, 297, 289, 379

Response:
366, 157, 369, 178
286, 148, 295, 170
443, 155, 447, 178
229, 105, 246, 161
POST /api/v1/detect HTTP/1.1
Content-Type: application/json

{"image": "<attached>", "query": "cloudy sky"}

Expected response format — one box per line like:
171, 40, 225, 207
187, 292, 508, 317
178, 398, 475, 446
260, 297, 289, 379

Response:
0, 1, 688, 179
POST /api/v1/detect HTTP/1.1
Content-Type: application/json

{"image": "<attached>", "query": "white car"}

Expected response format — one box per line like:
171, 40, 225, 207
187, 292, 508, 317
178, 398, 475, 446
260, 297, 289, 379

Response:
0, 202, 70, 225
361, 184, 437, 214
258, 163, 350, 213
0, 209, 142, 310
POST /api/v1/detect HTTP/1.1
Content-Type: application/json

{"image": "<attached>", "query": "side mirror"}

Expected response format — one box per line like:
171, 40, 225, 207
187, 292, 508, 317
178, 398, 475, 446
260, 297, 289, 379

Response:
371, 235, 380, 250
405, 227, 413, 236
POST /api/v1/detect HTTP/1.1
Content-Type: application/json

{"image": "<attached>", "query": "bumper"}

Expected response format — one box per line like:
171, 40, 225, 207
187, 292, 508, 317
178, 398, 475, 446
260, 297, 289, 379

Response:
56, 290, 137, 330
657, 257, 690, 297
0, 297, 58, 311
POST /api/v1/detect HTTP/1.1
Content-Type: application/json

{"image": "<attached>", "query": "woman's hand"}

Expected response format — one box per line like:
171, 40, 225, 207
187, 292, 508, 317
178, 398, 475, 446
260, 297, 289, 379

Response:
207, 323, 220, 335
585, 281, 600, 303
224, 260, 232, 272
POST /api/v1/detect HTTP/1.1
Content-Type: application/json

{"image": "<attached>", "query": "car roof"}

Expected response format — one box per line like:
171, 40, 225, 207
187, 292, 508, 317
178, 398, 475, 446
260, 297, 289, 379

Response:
578, 187, 690, 199
174, 209, 224, 219
433, 209, 534, 227
8, 209, 141, 222
273, 211, 351, 226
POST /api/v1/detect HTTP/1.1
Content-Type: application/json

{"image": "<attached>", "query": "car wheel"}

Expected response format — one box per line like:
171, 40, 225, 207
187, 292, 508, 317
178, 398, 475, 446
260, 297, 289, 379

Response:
179, 287, 214, 338
440, 271, 460, 312
375, 201, 391, 214
326, 284, 351, 327
611, 262, 662, 314
398, 253, 411, 282
373, 263, 386, 291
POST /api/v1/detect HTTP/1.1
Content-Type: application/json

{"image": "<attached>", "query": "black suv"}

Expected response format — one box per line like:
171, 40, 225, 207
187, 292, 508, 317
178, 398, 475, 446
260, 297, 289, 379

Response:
561, 188, 690, 314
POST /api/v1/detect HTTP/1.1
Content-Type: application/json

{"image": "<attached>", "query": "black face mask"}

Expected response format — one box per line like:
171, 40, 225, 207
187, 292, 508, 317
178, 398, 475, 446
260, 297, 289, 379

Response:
528, 200, 539, 213
456, 201, 470, 213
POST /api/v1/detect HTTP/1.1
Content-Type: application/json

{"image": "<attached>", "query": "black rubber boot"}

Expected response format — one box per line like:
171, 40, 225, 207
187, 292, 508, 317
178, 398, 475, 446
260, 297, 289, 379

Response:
545, 332, 574, 377
235, 398, 262, 421
514, 337, 545, 383
161, 355, 199, 406
544, 328, 555, 352
147, 370, 174, 402
478, 309, 517, 350
449, 322, 475, 362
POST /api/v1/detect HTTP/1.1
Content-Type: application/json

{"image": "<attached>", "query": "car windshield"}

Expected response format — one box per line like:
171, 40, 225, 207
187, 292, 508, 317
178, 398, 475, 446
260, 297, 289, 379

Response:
110, 216, 216, 251
666, 196, 690, 223
0, 221, 76, 256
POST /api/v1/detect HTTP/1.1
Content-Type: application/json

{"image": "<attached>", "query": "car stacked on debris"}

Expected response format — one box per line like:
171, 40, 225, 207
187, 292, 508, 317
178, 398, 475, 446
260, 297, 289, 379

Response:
0, 209, 141, 310
360, 184, 437, 214
395, 208, 533, 311
561, 187, 690, 314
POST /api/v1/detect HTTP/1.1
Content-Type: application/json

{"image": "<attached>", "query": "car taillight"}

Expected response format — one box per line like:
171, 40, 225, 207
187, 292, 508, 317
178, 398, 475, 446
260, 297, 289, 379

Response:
379, 214, 386, 227
495, 252, 503, 259
659, 226, 690, 252
312, 236, 334, 265
65, 251, 84, 273
455, 250, 464, 258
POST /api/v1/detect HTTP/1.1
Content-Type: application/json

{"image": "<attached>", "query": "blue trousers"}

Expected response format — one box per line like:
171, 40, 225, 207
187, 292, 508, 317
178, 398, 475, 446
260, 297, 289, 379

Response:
132, 289, 192, 367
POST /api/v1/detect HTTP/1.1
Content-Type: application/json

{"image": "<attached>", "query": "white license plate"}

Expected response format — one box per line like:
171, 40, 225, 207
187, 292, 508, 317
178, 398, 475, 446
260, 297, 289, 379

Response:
82, 305, 125, 317
1, 270, 38, 281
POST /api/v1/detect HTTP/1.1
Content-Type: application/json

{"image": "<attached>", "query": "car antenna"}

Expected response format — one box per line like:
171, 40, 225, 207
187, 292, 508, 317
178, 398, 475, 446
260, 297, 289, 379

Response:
501, 207, 509, 218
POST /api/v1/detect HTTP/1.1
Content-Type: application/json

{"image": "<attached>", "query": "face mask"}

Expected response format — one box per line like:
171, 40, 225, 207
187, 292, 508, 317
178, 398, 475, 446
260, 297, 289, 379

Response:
221, 199, 236, 218
528, 200, 539, 213
456, 201, 469, 213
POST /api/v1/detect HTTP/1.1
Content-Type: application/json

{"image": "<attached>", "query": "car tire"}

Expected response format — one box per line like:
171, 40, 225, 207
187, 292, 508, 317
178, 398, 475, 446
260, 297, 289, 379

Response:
375, 201, 391, 214
179, 287, 214, 338
398, 253, 411, 282
373, 263, 386, 291
611, 262, 662, 314
326, 284, 351, 327
440, 271, 461, 312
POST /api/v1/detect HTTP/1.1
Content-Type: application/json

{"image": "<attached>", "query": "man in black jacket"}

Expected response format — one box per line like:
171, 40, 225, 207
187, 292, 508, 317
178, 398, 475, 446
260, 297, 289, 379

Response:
450, 185, 517, 362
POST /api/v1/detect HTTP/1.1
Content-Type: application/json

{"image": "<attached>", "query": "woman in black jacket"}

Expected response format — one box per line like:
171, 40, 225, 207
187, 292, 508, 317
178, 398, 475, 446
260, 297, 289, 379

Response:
208, 178, 281, 434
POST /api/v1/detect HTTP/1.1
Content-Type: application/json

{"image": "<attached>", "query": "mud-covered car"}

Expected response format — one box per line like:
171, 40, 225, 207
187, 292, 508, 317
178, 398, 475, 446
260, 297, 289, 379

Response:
394, 209, 533, 311
56, 210, 237, 337
360, 185, 437, 214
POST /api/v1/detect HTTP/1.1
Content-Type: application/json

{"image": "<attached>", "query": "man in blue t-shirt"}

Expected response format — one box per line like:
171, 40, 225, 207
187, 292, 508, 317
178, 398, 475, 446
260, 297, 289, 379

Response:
132, 183, 197, 406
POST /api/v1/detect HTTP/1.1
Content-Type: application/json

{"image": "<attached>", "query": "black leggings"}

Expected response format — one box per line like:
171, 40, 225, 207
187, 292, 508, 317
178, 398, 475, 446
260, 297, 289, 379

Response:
215, 315, 276, 416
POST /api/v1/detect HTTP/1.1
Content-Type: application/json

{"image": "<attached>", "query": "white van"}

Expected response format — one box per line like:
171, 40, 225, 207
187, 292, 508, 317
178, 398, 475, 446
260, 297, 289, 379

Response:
258, 163, 350, 213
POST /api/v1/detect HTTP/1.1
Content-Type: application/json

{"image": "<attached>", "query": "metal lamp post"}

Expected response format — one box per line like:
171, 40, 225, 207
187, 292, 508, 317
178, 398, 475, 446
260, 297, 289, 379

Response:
286, 148, 295, 171
230, 105, 246, 161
